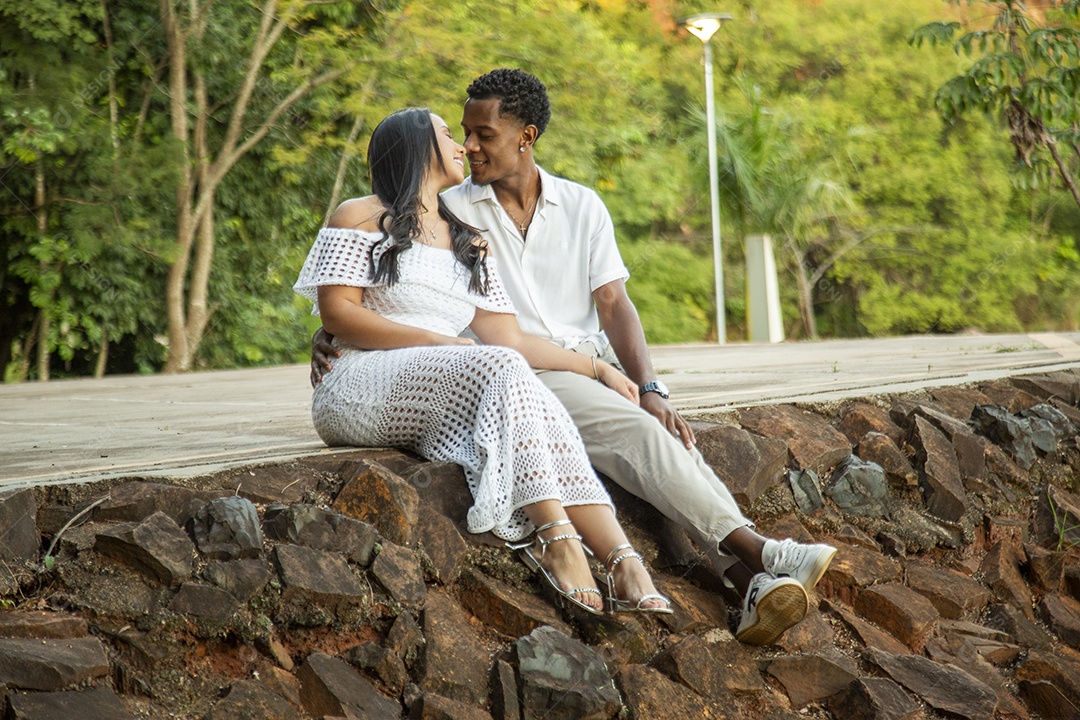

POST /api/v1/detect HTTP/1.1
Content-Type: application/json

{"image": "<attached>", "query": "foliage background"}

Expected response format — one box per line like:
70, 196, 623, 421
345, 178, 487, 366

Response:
2, 0, 1078, 380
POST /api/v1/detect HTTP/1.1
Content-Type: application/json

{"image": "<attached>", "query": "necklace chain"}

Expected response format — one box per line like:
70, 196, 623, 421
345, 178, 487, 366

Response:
508, 181, 540, 237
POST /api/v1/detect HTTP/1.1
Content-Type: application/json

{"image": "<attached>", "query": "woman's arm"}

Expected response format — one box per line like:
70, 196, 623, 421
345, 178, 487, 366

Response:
318, 285, 474, 350
470, 308, 637, 404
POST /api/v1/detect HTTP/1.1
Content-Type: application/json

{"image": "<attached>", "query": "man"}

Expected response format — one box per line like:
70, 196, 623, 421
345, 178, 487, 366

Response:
313, 69, 834, 645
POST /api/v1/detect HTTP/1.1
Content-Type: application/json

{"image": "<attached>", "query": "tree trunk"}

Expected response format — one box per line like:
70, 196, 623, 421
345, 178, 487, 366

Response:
787, 239, 818, 339
94, 330, 108, 379
34, 157, 51, 381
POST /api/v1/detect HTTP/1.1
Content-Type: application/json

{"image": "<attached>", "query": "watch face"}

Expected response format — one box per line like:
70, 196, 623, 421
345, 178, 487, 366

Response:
642, 381, 670, 398
655, 380, 670, 397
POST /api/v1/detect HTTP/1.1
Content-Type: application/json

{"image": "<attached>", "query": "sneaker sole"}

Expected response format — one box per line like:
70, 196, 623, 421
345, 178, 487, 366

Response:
797, 546, 838, 592
735, 583, 809, 646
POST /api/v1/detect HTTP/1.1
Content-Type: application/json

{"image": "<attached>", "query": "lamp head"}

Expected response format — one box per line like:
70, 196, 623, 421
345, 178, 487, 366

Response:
678, 12, 732, 43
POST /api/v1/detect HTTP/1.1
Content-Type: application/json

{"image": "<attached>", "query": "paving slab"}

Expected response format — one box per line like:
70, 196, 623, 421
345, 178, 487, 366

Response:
1, 332, 1079, 490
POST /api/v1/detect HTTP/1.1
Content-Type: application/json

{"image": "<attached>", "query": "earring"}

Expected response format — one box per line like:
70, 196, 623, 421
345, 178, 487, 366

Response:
519, 146, 525, 153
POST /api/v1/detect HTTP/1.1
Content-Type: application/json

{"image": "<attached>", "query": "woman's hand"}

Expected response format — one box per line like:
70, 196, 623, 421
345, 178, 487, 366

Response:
596, 361, 639, 405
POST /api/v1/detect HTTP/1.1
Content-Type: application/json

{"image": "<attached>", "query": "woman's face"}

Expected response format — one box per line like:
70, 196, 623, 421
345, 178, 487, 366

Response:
430, 114, 466, 188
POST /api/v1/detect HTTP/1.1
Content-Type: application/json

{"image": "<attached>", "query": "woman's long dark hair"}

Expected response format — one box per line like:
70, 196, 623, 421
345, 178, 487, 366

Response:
365, 107, 489, 295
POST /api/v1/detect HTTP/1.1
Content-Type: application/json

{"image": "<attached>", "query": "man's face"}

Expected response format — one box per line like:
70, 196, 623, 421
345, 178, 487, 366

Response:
460, 97, 528, 186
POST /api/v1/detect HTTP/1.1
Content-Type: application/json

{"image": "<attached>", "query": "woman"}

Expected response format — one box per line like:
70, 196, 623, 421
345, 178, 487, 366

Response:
294, 107, 669, 616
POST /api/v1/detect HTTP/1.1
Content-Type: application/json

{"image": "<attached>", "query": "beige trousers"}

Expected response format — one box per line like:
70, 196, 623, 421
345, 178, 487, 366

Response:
537, 369, 752, 574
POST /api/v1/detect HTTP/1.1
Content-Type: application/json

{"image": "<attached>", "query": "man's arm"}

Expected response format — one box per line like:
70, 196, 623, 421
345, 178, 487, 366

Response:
593, 278, 695, 449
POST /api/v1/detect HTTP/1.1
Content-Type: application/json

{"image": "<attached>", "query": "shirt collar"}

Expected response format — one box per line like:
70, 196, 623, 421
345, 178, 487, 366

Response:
464, 165, 561, 207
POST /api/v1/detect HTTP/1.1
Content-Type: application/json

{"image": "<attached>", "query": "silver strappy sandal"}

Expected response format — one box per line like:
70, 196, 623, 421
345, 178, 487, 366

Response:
506, 519, 605, 617
603, 543, 674, 615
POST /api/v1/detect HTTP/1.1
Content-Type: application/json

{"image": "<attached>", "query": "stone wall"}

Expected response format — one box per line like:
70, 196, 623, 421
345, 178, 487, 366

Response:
1, 370, 1079, 719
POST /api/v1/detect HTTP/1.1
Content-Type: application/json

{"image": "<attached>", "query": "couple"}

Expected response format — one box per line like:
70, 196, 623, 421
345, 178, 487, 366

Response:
295, 69, 835, 643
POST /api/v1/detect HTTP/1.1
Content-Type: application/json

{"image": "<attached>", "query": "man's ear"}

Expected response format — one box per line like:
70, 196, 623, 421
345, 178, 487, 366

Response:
519, 124, 539, 150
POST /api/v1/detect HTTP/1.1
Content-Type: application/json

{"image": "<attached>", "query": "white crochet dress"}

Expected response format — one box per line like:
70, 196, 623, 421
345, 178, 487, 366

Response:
294, 227, 612, 540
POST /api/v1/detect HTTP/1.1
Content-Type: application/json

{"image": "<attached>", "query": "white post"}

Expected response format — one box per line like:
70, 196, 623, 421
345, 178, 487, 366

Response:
703, 40, 726, 345
745, 234, 785, 343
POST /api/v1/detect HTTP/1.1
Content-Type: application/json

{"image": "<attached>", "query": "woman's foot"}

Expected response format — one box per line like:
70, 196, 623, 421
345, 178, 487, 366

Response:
534, 523, 604, 613
606, 545, 671, 613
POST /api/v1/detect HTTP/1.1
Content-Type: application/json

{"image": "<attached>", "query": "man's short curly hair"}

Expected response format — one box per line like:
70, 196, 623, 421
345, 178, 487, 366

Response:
466, 68, 551, 137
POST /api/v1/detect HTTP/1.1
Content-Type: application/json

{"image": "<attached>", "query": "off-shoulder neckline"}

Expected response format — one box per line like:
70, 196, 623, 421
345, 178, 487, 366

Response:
319, 226, 467, 254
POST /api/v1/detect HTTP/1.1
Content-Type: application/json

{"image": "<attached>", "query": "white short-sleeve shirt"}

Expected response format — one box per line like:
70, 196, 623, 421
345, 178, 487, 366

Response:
442, 167, 629, 350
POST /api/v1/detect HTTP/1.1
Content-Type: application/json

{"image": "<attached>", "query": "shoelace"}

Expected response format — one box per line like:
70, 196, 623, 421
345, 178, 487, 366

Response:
768, 539, 802, 576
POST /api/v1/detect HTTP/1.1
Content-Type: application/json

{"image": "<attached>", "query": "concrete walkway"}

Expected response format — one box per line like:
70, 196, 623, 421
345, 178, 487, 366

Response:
2, 332, 1079, 490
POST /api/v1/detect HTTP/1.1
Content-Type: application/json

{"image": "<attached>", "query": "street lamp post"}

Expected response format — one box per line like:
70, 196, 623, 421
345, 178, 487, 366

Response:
679, 12, 731, 344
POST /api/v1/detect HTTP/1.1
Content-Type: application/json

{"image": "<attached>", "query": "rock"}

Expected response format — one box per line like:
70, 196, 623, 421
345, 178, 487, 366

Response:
985, 603, 1055, 650
516, 626, 621, 720
834, 524, 879, 552
825, 455, 891, 518
202, 558, 270, 602
655, 577, 728, 633
937, 619, 1021, 667
5, 686, 133, 720
416, 505, 467, 583
334, 461, 421, 545
970, 405, 1037, 469
766, 653, 859, 708
207, 678, 301, 720
877, 531, 905, 558
616, 664, 730, 720
985, 515, 1027, 548
1034, 486, 1080, 551
693, 423, 789, 505
1038, 593, 1080, 649
344, 642, 408, 697
854, 432, 918, 488
386, 612, 425, 669
0, 611, 87, 640
866, 648, 997, 719
1019, 680, 1080, 720
273, 544, 365, 624
262, 504, 378, 567
1022, 403, 1075, 441
398, 462, 474, 538
0, 489, 39, 564
854, 582, 939, 652
372, 541, 427, 610
420, 590, 493, 706
823, 599, 911, 655
1011, 373, 1080, 405
827, 677, 921, 720
458, 569, 569, 638
837, 402, 905, 446
701, 639, 765, 695
1050, 397, 1080, 428
168, 582, 239, 622
491, 658, 521, 720
219, 465, 318, 505
981, 540, 1033, 619
94, 511, 194, 586
775, 605, 836, 655
297, 651, 402, 718
905, 559, 992, 619
788, 469, 824, 513
930, 387, 993, 422
93, 481, 215, 526
0, 637, 109, 691
1017, 649, 1080, 711
739, 405, 852, 474
911, 403, 991, 487
818, 544, 902, 604
651, 634, 727, 698
1066, 566, 1080, 602
980, 380, 1042, 413
410, 693, 494, 720
1025, 543, 1065, 591
189, 496, 263, 561
911, 416, 966, 522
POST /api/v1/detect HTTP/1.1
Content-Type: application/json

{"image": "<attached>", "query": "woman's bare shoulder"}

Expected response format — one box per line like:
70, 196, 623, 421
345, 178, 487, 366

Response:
326, 196, 384, 232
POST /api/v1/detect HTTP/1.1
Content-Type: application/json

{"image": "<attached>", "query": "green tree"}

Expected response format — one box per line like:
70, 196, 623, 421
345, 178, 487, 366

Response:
912, 0, 1080, 208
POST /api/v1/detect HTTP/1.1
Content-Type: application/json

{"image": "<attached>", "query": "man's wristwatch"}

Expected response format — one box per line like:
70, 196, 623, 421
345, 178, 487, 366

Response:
639, 380, 670, 399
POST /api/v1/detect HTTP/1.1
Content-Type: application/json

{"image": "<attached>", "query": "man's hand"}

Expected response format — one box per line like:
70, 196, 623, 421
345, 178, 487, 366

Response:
310, 327, 340, 388
640, 392, 696, 450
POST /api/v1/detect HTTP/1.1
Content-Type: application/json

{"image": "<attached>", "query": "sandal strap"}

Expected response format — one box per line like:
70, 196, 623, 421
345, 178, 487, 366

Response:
603, 543, 634, 569
534, 518, 573, 534
636, 593, 671, 608
566, 587, 604, 599
609, 550, 644, 572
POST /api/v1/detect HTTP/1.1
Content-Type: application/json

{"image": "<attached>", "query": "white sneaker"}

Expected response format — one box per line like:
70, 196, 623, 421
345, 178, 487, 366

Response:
764, 538, 837, 592
735, 573, 809, 646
